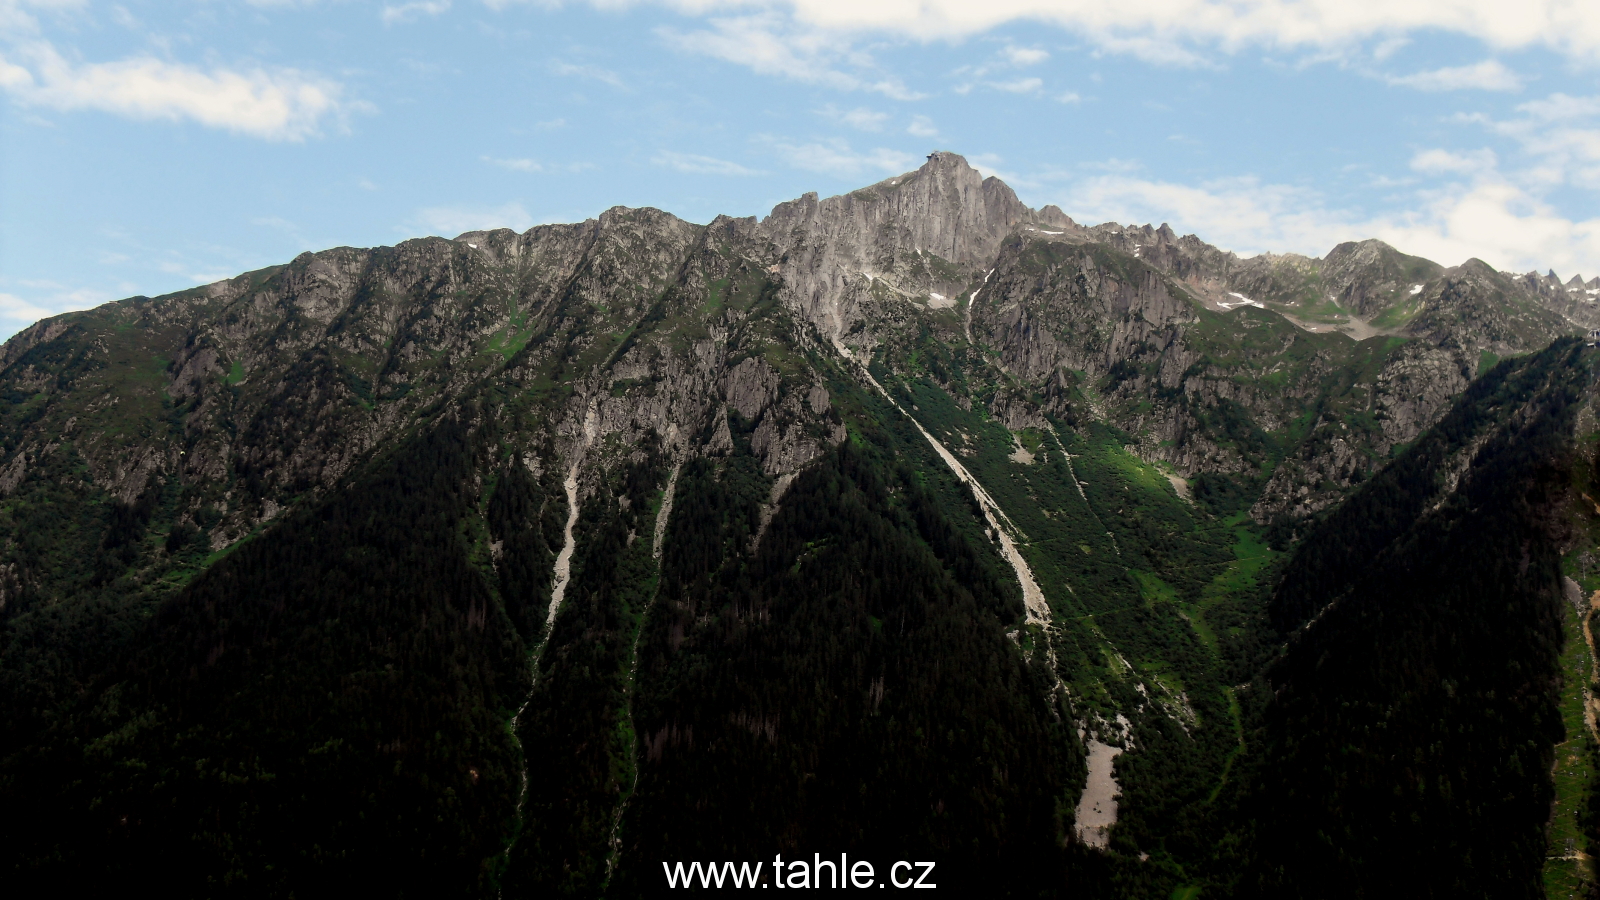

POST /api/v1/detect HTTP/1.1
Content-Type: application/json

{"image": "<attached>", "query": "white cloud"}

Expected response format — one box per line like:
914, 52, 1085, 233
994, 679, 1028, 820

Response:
1516, 93, 1600, 121
906, 114, 937, 137
1379, 180, 1600, 277
0, 292, 55, 323
1386, 59, 1522, 92
762, 136, 916, 178
653, 150, 764, 175
966, 152, 1027, 185
482, 155, 595, 174
0, 41, 348, 140
414, 202, 535, 236
1004, 46, 1049, 66
1056, 172, 1600, 278
156, 260, 232, 284
1410, 148, 1498, 174
0, 285, 106, 331
1465, 93, 1600, 190
1371, 36, 1411, 60
636, 0, 1600, 62
989, 76, 1042, 93
0, 1, 87, 35
840, 106, 887, 130
657, 14, 922, 99
818, 104, 888, 130
552, 61, 623, 87
382, 1, 451, 25
590, 0, 1600, 82
1056, 90, 1081, 103
485, 155, 543, 171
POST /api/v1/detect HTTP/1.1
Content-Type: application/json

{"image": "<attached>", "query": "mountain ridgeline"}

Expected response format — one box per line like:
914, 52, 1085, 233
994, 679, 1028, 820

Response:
5, 152, 1600, 897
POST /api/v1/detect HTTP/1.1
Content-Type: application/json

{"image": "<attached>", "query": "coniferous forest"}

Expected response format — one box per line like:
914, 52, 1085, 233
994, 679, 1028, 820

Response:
5, 156, 1600, 898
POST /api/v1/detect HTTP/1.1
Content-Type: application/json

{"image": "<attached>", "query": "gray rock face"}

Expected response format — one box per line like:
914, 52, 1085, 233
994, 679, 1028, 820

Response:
0, 150, 1591, 586
758, 152, 1044, 348
1318, 239, 1444, 319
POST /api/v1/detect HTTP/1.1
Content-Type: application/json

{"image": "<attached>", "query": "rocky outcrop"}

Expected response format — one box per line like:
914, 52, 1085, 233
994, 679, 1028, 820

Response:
0, 150, 1590, 597
757, 151, 1049, 350
1319, 239, 1444, 319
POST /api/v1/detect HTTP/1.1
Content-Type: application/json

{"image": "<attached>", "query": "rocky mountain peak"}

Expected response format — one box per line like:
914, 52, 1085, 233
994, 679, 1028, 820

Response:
1452, 258, 1500, 279
1325, 237, 1398, 264
760, 150, 1032, 265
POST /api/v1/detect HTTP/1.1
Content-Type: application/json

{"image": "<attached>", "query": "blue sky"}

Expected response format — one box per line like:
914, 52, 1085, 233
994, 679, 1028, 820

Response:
3, 0, 1599, 339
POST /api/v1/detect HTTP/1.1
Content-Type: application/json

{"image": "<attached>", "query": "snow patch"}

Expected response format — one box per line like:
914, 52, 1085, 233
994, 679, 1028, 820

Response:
1218, 292, 1264, 311
927, 291, 955, 309
1409, 283, 1423, 295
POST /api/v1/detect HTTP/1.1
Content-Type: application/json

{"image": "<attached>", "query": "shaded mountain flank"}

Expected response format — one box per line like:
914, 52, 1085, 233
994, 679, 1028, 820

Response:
6, 152, 1600, 897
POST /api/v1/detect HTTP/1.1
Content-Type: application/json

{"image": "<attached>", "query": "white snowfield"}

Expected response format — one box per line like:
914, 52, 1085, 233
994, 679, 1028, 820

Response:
1409, 284, 1424, 295
1217, 292, 1263, 311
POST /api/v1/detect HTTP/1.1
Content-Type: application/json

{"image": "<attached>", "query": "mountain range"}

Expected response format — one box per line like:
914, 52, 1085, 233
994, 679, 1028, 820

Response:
4, 151, 1600, 898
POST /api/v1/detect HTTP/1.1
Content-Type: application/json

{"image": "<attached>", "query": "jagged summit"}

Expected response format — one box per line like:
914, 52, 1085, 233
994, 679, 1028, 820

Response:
760, 150, 1036, 264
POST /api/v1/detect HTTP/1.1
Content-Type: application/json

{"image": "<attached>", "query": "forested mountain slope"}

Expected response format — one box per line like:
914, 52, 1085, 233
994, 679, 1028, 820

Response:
3, 152, 1599, 897
1238, 339, 1594, 899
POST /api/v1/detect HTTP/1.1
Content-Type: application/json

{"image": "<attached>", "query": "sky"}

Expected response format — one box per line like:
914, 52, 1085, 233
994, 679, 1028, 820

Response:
2, 1, 1600, 340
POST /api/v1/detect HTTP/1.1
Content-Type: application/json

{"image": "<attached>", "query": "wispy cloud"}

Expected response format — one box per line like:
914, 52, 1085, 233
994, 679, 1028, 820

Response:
906, 114, 937, 138
382, 1, 450, 26
552, 61, 623, 88
1056, 171, 1600, 277
484, 155, 543, 172
0, 284, 107, 331
0, 41, 350, 140
1410, 148, 1498, 174
413, 202, 535, 236
645, 0, 1600, 63
1004, 46, 1048, 66
481, 155, 595, 174
966, 152, 1030, 186
989, 77, 1042, 94
595, 0, 1600, 89
1463, 92, 1600, 190
658, 15, 922, 100
819, 104, 888, 131
1022, 88, 1593, 278
1386, 59, 1522, 92
761, 136, 916, 179
0, 293, 54, 323
653, 151, 765, 176
157, 260, 232, 284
